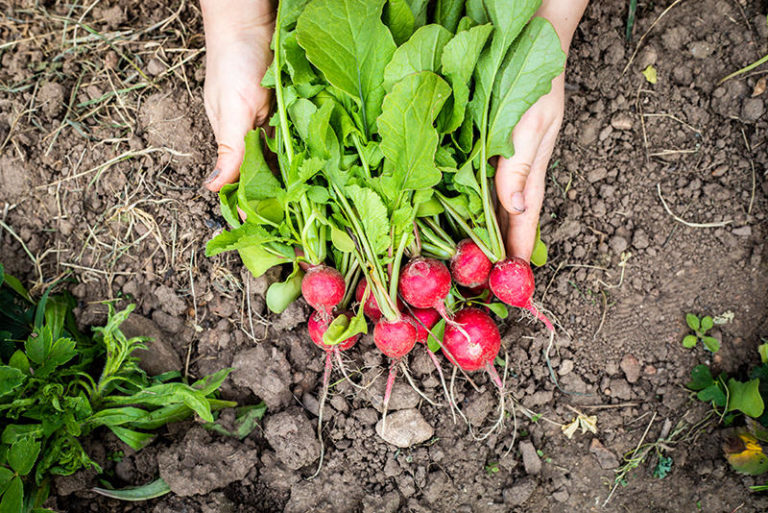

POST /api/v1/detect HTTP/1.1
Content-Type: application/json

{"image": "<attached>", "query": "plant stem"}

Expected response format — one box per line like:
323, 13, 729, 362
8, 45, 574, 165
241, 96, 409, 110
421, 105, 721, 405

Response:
436, 193, 498, 262
273, 4, 294, 166
388, 231, 410, 306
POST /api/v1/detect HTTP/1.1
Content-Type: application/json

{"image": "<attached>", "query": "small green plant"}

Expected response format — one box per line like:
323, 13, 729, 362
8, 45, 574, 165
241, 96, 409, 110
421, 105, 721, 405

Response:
682, 314, 720, 352
484, 462, 499, 475
0, 263, 235, 511
652, 455, 673, 479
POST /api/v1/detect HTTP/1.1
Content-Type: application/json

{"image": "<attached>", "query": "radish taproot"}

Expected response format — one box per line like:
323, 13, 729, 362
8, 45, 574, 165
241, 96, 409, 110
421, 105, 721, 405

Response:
488, 257, 554, 332
301, 265, 346, 316
398, 257, 452, 319
450, 239, 492, 288
373, 316, 418, 427
307, 309, 360, 478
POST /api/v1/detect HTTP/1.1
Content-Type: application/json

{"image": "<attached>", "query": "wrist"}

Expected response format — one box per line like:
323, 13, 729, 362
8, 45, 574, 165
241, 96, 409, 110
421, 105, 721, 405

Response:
201, 0, 276, 43
535, 0, 589, 56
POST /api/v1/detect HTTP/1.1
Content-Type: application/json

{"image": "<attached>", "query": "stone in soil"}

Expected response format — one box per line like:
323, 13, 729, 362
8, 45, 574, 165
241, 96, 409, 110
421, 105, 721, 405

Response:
503, 477, 537, 506
264, 407, 321, 470
590, 438, 620, 470
232, 344, 293, 409
519, 441, 542, 475
157, 426, 258, 497
119, 313, 182, 376
620, 354, 642, 384
375, 409, 434, 448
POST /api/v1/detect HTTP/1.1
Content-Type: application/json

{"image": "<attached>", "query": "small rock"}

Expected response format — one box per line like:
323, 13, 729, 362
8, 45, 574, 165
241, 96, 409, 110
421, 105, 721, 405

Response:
644, 365, 657, 375
689, 40, 714, 59
519, 441, 542, 475
264, 407, 321, 469
742, 98, 765, 122
732, 225, 752, 237
558, 359, 574, 376
609, 378, 633, 400
503, 477, 537, 506
586, 167, 608, 184
120, 314, 182, 375
590, 438, 620, 469
552, 488, 570, 503
375, 409, 434, 448
609, 235, 628, 254
620, 354, 641, 384
610, 113, 634, 131
578, 118, 601, 146
632, 229, 650, 250
153, 285, 187, 316
146, 57, 165, 76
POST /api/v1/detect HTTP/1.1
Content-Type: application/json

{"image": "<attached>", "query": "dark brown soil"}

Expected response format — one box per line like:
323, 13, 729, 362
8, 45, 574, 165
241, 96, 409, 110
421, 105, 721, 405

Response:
1, 0, 767, 512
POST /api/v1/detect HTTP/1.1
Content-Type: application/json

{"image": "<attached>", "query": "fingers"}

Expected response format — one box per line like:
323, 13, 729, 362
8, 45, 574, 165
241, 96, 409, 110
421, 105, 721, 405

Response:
495, 125, 545, 215
203, 110, 255, 192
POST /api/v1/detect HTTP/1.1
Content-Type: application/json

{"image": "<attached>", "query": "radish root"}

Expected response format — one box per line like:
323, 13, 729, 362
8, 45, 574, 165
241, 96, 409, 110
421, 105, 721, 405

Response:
380, 358, 399, 433
309, 350, 333, 480
400, 360, 438, 406
426, 348, 456, 423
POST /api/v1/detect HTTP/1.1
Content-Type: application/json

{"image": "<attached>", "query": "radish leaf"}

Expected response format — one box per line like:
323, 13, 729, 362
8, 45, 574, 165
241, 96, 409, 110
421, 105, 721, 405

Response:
383, 24, 453, 91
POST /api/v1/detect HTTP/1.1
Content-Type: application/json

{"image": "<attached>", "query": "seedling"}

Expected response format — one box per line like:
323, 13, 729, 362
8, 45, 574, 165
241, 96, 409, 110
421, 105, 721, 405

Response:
682, 313, 720, 352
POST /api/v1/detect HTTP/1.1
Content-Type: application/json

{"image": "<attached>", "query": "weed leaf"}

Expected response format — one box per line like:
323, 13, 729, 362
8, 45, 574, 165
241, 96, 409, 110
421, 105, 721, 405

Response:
727, 378, 765, 418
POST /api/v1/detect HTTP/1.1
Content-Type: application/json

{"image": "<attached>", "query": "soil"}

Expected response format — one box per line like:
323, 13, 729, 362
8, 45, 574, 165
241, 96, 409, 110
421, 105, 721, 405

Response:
1, 0, 767, 512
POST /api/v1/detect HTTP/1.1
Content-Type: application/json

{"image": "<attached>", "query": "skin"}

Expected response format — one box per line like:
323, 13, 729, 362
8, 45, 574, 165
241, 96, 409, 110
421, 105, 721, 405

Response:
496, 0, 590, 261
200, 0, 589, 260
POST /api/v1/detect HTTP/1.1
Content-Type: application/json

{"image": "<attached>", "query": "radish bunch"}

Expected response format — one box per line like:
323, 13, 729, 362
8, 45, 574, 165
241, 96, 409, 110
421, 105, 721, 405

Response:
206, 0, 566, 468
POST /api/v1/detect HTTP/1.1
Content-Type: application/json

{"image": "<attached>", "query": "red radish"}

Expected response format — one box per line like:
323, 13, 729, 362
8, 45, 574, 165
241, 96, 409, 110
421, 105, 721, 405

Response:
398, 257, 452, 319
307, 310, 360, 351
442, 308, 502, 388
307, 309, 359, 479
373, 316, 418, 428
450, 239, 492, 288
409, 308, 441, 344
301, 265, 345, 316
488, 257, 554, 332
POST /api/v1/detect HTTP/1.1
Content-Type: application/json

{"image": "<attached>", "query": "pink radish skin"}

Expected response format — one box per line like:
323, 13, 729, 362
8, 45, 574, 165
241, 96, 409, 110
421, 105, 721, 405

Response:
408, 308, 441, 344
442, 308, 503, 389
373, 317, 418, 359
307, 311, 359, 352
450, 239, 492, 288
301, 265, 345, 316
488, 257, 554, 332
398, 257, 452, 319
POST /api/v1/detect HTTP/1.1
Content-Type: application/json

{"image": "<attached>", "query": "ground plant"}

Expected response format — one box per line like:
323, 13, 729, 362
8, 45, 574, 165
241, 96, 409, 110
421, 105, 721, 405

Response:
0, 264, 233, 512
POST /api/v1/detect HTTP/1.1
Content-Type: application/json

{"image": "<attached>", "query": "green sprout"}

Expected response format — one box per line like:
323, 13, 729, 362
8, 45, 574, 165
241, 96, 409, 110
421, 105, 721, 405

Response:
682, 314, 720, 352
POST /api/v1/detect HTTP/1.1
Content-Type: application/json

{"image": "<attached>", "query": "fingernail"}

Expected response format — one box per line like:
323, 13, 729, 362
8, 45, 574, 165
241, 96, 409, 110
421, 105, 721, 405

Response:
511, 192, 526, 213
204, 168, 220, 185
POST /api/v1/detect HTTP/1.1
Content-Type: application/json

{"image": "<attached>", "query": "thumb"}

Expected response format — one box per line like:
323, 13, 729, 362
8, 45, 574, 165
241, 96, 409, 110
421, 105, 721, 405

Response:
495, 127, 545, 215
204, 113, 254, 192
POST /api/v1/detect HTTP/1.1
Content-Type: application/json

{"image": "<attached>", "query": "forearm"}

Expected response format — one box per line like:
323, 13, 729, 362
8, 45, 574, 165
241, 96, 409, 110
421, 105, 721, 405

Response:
201, 0, 276, 37
536, 0, 589, 55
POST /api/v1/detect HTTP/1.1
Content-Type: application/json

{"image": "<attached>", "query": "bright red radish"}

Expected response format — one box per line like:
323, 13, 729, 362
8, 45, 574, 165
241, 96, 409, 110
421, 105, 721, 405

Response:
373, 316, 418, 428
398, 257, 452, 318
373, 317, 418, 358
301, 265, 345, 316
450, 239, 492, 288
488, 257, 554, 332
442, 308, 502, 389
307, 310, 360, 351
408, 308, 441, 344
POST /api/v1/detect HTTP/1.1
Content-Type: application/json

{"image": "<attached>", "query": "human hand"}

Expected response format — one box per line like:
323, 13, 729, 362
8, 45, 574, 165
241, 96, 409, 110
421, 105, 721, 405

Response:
495, 73, 565, 261
201, 0, 275, 191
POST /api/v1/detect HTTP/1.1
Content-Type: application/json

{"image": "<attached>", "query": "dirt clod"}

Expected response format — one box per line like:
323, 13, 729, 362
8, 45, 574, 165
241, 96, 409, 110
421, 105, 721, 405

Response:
519, 441, 542, 475
620, 354, 642, 384
157, 426, 258, 497
590, 438, 620, 469
264, 407, 320, 470
232, 344, 293, 409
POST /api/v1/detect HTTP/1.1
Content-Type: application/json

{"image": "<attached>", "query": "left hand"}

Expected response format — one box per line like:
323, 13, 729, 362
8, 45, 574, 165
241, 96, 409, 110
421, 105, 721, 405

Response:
495, 73, 565, 261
